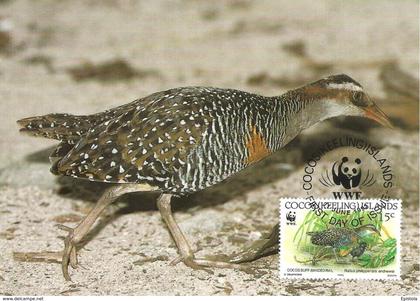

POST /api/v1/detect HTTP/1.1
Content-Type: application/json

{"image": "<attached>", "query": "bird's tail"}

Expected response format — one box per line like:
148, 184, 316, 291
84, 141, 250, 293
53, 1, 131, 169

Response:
17, 113, 93, 142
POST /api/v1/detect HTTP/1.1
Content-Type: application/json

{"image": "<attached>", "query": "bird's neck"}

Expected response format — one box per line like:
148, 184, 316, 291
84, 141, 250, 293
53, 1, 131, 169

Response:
271, 89, 349, 148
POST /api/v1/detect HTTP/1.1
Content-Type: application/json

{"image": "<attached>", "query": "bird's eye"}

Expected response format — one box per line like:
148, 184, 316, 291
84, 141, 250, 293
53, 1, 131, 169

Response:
352, 91, 368, 107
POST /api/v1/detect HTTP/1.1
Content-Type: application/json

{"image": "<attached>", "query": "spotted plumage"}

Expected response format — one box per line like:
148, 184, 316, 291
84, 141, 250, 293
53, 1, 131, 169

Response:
307, 224, 380, 250
308, 227, 357, 249
18, 86, 303, 194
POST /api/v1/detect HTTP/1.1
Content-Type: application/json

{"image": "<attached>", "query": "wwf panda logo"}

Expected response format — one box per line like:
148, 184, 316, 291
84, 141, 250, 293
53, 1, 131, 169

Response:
319, 156, 376, 190
333, 156, 362, 189
286, 211, 296, 223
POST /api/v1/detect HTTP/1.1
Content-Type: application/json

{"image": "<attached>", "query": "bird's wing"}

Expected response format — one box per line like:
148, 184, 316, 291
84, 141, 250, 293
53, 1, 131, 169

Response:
56, 88, 213, 187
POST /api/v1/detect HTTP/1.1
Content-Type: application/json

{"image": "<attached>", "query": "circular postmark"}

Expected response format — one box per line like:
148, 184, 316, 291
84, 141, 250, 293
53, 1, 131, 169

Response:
301, 136, 394, 202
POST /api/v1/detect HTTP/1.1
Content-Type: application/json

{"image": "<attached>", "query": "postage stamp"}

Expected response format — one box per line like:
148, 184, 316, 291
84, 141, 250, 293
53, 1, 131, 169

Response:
279, 198, 401, 280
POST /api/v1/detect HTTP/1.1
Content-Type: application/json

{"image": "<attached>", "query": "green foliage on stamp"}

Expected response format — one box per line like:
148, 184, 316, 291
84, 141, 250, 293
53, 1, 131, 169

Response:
358, 238, 397, 268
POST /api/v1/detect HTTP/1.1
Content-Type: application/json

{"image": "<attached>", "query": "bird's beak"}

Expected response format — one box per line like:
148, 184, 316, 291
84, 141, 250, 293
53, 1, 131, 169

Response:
373, 227, 381, 236
365, 225, 381, 236
363, 104, 394, 128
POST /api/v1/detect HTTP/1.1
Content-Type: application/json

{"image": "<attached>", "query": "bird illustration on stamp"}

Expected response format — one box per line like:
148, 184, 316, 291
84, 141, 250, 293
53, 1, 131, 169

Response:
17, 74, 393, 280
305, 224, 380, 264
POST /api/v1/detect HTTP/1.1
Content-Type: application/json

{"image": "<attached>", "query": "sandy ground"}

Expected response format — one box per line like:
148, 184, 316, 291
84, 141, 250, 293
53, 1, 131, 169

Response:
0, 0, 419, 296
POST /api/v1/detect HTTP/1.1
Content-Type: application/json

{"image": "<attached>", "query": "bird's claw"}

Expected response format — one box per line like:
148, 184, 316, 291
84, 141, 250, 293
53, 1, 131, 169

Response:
169, 247, 202, 265
170, 254, 212, 273
171, 252, 247, 274
57, 224, 79, 281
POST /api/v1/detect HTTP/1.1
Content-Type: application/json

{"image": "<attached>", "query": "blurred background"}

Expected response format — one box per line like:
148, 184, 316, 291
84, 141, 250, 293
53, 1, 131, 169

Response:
0, 0, 418, 296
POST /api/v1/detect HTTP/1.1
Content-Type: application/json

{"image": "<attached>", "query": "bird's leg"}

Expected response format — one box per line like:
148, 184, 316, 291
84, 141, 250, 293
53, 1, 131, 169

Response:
157, 194, 242, 270
332, 248, 347, 264
311, 246, 327, 264
332, 249, 339, 262
58, 185, 136, 281
156, 194, 196, 268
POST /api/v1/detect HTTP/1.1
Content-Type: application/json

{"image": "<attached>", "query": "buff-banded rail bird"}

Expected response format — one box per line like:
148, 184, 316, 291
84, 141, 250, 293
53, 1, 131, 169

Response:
17, 74, 392, 280
307, 224, 380, 263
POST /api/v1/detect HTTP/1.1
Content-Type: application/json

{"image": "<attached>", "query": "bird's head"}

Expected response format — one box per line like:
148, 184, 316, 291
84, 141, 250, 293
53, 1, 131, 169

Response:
355, 224, 381, 236
302, 74, 393, 128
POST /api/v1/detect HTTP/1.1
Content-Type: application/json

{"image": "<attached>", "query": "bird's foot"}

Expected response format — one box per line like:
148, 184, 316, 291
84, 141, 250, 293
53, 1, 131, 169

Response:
335, 259, 348, 265
13, 250, 63, 264
193, 257, 243, 269
225, 223, 279, 264
171, 253, 248, 273
57, 224, 81, 281
169, 246, 202, 265
195, 256, 266, 275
